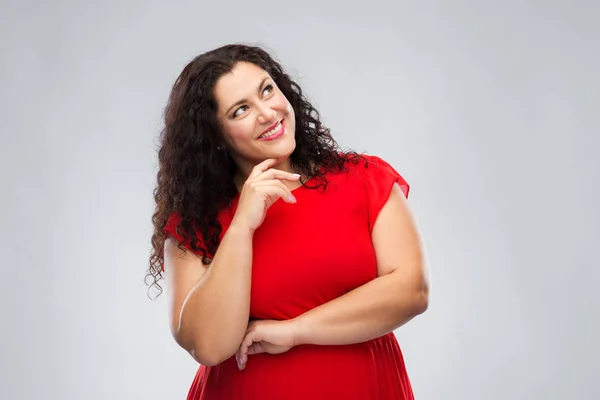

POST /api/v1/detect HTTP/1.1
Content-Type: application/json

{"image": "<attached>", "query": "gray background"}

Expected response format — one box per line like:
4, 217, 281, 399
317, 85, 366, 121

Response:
1, 0, 598, 399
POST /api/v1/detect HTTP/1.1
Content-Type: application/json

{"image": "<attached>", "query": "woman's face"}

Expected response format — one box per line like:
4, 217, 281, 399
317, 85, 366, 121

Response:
214, 62, 296, 175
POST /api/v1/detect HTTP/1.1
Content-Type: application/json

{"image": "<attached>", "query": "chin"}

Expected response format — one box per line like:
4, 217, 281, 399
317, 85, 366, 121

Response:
268, 140, 295, 161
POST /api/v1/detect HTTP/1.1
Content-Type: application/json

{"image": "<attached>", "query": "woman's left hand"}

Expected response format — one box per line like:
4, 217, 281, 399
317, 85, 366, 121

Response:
235, 319, 298, 370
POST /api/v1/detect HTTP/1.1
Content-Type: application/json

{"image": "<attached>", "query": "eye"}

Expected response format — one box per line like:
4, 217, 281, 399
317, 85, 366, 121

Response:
233, 105, 248, 118
262, 84, 274, 96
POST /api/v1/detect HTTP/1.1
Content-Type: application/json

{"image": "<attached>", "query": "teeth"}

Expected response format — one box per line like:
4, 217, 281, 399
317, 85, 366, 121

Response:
260, 121, 282, 139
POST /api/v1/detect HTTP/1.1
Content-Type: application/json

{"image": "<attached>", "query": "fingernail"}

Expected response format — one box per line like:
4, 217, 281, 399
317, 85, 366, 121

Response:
289, 195, 297, 203
292, 173, 301, 178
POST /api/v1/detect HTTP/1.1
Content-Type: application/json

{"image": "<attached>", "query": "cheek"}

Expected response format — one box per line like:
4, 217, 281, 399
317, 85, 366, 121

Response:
279, 98, 295, 123
223, 121, 255, 145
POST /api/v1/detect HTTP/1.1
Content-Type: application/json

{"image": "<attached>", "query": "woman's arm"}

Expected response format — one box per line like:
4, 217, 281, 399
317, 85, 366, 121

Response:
164, 222, 255, 366
165, 160, 300, 366
292, 183, 429, 345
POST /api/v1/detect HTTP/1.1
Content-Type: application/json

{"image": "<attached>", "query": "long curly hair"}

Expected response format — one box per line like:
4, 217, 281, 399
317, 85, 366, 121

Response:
146, 44, 363, 298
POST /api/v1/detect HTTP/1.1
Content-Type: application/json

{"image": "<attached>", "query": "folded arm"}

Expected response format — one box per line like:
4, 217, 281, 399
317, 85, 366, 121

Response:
292, 183, 429, 346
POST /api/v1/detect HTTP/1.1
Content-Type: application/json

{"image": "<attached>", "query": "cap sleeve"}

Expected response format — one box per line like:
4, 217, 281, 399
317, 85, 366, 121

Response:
163, 211, 213, 259
360, 155, 410, 233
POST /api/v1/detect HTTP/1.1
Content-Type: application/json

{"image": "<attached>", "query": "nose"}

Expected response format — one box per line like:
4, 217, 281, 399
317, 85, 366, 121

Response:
257, 104, 276, 124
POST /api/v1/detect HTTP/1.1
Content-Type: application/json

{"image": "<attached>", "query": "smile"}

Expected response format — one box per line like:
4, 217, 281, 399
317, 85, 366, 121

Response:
258, 119, 285, 140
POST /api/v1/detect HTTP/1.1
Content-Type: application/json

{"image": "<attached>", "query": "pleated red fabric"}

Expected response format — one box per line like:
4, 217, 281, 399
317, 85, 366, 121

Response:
164, 154, 414, 399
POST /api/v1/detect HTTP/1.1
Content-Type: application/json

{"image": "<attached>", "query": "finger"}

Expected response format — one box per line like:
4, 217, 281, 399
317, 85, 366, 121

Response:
240, 331, 258, 364
248, 158, 279, 179
255, 168, 301, 182
247, 342, 264, 355
238, 342, 249, 369
256, 185, 296, 204
252, 180, 296, 202
238, 340, 248, 365
235, 349, 244, 371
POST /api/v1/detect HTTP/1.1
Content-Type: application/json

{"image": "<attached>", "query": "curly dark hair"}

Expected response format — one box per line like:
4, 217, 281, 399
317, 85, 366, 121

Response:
146, 43, 364, 298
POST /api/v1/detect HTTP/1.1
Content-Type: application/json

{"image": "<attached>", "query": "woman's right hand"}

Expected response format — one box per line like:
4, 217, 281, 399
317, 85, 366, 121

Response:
231, 158, 301, 232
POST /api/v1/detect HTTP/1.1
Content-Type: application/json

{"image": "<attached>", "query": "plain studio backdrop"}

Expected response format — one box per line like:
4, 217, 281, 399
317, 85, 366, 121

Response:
1, 1, 598, 399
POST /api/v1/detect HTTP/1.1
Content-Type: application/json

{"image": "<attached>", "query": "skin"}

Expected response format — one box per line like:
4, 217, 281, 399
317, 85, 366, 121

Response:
215, 61, 300, 190
163, 61, 430, 370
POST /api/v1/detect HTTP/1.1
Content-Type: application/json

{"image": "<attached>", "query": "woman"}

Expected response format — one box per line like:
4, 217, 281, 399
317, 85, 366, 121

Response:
147, 44, 429, 399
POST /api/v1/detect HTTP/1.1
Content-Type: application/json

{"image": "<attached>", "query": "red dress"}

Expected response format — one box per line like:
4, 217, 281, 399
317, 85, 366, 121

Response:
164, 154, 414, 399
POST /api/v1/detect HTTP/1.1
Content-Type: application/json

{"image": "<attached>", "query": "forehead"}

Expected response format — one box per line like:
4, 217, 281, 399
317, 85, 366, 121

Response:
214, 62, 271, 110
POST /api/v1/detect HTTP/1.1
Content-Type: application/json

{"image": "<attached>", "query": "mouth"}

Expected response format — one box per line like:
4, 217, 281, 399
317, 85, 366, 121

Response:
258, 119, 285, 140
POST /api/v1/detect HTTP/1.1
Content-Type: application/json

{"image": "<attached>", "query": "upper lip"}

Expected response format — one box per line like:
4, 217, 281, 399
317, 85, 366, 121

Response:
260, 119, 282, 136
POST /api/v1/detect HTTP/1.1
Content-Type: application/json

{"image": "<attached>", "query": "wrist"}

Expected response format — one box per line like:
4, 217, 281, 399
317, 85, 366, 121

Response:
228, 219, 256, 237
290, 315, 308, 347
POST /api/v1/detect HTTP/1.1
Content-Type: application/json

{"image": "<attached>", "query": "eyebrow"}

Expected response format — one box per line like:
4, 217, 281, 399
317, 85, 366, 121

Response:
224, 76, 271, 116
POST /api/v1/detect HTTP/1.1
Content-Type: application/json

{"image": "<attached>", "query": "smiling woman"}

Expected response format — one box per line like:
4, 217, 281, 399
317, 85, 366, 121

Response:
147, 44, 429, 400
